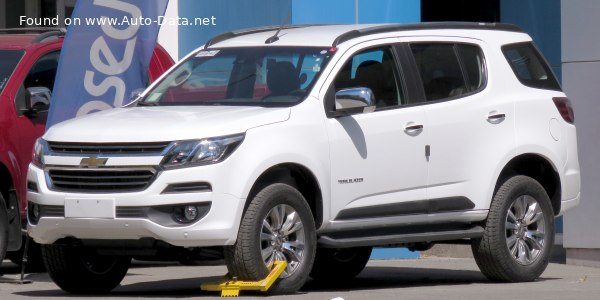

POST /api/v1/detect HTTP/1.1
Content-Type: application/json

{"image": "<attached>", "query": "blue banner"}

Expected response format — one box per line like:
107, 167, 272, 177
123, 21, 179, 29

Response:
47, 0, 169, 127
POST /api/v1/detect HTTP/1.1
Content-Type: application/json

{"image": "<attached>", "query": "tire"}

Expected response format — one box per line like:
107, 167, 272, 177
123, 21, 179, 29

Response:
310, 246, 372, 281
0, 194, 8, 264
42, 244, 131, 294
224, 183, 316, 294
472, 175, 554, 282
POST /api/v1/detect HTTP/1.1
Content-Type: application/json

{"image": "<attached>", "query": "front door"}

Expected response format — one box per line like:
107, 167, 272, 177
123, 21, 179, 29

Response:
326, 44, 428, 221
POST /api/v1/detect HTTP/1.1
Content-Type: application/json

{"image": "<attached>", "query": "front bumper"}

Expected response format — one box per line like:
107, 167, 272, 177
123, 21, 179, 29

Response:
27, 164, 244, 247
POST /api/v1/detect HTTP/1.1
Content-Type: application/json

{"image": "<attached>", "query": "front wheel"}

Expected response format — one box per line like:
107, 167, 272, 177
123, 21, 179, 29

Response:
472, 175, 554, 282
42, 244, 131, 294
224, 183, 316, 294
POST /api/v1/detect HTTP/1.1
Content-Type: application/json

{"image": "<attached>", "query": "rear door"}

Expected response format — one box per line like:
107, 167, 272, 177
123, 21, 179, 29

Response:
407, 38, 516, 210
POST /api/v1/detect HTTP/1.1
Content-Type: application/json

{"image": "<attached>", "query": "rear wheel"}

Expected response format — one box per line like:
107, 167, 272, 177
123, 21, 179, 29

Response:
472, 175, 554, 282
42, 244, 131, 294
224, 183, 316, 294
310, 246, 372, 281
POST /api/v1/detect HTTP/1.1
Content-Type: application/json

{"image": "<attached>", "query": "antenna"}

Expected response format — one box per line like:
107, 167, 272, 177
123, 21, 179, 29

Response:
265, 11, 292, 44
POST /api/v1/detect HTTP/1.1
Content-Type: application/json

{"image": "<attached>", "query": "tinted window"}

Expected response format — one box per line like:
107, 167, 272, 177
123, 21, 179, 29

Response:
457, 44, 486, 91
333, 47, 404, 109
411, 43, 468, 101
502, 42, 561, 91
0, 50, 24, 93
24, 51, 60, 92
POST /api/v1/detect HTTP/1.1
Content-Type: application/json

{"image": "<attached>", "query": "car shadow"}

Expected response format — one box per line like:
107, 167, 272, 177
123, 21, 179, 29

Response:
8, 264, 561, 298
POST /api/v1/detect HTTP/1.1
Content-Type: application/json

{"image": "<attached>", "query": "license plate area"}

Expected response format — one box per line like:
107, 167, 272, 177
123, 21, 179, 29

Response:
65, 198, 115, 219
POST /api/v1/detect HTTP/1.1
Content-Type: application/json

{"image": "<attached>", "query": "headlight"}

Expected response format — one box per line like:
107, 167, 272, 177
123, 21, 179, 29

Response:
32, 138, 48, 168
161, 133, 245, 169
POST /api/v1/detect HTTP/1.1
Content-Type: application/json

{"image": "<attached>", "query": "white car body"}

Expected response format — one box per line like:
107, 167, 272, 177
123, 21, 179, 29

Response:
26, 23, 580, 293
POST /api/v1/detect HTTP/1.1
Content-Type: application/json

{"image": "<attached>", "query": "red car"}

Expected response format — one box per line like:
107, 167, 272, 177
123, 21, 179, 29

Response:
0, 28, 174, 268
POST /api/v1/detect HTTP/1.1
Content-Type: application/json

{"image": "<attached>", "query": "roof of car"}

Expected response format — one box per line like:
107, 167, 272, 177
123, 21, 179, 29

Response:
206, 22, 526, 49
0, 28, 64, 50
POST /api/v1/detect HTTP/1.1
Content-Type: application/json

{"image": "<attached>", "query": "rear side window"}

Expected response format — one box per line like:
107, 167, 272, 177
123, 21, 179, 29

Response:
410, 43, 485, 101
502, 42, 561, 91
457, 44, 486, 92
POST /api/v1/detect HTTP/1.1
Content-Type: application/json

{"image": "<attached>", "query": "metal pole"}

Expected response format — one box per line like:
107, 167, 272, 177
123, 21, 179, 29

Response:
355, 0, 359, 24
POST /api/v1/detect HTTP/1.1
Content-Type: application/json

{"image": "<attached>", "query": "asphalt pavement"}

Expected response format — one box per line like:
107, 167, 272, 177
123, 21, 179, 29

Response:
1, 257, 599, 299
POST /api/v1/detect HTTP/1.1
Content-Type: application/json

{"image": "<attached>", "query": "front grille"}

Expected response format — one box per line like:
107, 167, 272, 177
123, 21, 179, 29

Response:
48, 168, 157, 192
48, 142, 170, 155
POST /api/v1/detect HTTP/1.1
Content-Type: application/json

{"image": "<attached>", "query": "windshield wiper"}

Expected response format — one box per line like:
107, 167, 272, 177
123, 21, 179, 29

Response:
137, 101, 159, 107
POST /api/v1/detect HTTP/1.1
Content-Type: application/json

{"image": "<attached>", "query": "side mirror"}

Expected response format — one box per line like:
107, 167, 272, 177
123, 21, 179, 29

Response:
333, 87, 376, 116
23, 87, 51, 117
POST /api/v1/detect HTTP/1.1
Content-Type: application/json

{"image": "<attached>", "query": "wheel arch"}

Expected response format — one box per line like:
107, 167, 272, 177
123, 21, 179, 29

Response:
0, 163, 12, 205
495, 153, 561, 215
245, 163, 323, 229
0, 161, 23, 251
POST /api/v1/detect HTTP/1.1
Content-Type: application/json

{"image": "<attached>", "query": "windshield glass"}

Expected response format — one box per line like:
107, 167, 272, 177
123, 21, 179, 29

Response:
140, 46, 334, 107
0, 50, 24, 93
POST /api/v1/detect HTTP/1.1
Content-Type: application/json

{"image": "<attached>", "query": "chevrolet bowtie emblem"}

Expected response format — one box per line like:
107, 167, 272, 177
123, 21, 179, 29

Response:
80, 157, 108, 168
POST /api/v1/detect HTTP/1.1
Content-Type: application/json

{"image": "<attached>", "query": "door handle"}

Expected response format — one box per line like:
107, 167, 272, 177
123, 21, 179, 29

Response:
487, 112, 506, 124
404, 123, 424, 136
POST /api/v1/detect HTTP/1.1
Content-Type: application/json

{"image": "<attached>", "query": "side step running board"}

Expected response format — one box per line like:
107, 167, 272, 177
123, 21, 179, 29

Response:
317, 226, 484, 248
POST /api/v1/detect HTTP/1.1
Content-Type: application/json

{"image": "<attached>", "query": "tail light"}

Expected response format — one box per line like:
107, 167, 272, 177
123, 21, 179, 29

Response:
553, 97, 575, 124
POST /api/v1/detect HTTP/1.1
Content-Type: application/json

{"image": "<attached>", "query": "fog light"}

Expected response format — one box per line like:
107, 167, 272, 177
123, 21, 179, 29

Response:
33, 204, 40, 219
173, 205, 200, 224
184, 205, 198, 221
28, 203, 40, 224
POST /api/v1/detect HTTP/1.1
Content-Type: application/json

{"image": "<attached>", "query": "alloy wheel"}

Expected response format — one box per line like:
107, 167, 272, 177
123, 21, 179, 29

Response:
505, 195, 546, 265
260, 204, 306, 278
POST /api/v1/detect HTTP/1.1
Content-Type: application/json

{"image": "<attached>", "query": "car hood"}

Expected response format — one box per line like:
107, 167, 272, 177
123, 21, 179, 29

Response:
44, 106, 290, 143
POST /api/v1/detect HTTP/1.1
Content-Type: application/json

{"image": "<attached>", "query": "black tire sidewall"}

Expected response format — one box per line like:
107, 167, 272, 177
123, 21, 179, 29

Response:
228, 183, 316, 294
477, 175, 555, 281
42, 244, 131, 294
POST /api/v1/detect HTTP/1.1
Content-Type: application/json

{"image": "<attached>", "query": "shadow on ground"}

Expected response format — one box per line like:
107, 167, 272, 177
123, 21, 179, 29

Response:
4, 262, 561, 298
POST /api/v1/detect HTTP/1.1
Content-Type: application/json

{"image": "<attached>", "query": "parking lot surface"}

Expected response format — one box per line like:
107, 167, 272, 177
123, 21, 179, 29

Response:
1, 257, 599, 299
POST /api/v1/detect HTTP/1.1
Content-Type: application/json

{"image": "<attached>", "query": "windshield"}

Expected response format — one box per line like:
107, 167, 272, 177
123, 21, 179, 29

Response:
0, 50, 24, 93
140, 46, 334, 107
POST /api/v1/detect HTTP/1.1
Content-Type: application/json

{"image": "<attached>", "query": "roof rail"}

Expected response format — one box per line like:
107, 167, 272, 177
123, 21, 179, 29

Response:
204, 24, 322, 49
0, 27, 66, 43
332, 22, 523, 47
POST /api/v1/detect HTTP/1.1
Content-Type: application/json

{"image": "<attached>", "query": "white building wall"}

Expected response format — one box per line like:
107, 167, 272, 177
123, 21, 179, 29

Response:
562, 0, 600, 266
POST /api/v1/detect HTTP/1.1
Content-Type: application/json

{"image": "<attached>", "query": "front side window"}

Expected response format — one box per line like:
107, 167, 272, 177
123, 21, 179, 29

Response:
0, 50, 25, 93
23, 50, 61, 91
332, 47, 404, 109
502, 42, 561, 91
140, 47, 333, 107
15, 50, 60, 115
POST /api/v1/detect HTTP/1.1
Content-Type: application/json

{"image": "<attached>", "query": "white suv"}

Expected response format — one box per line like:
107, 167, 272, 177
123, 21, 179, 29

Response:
27, 23, 580, 294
